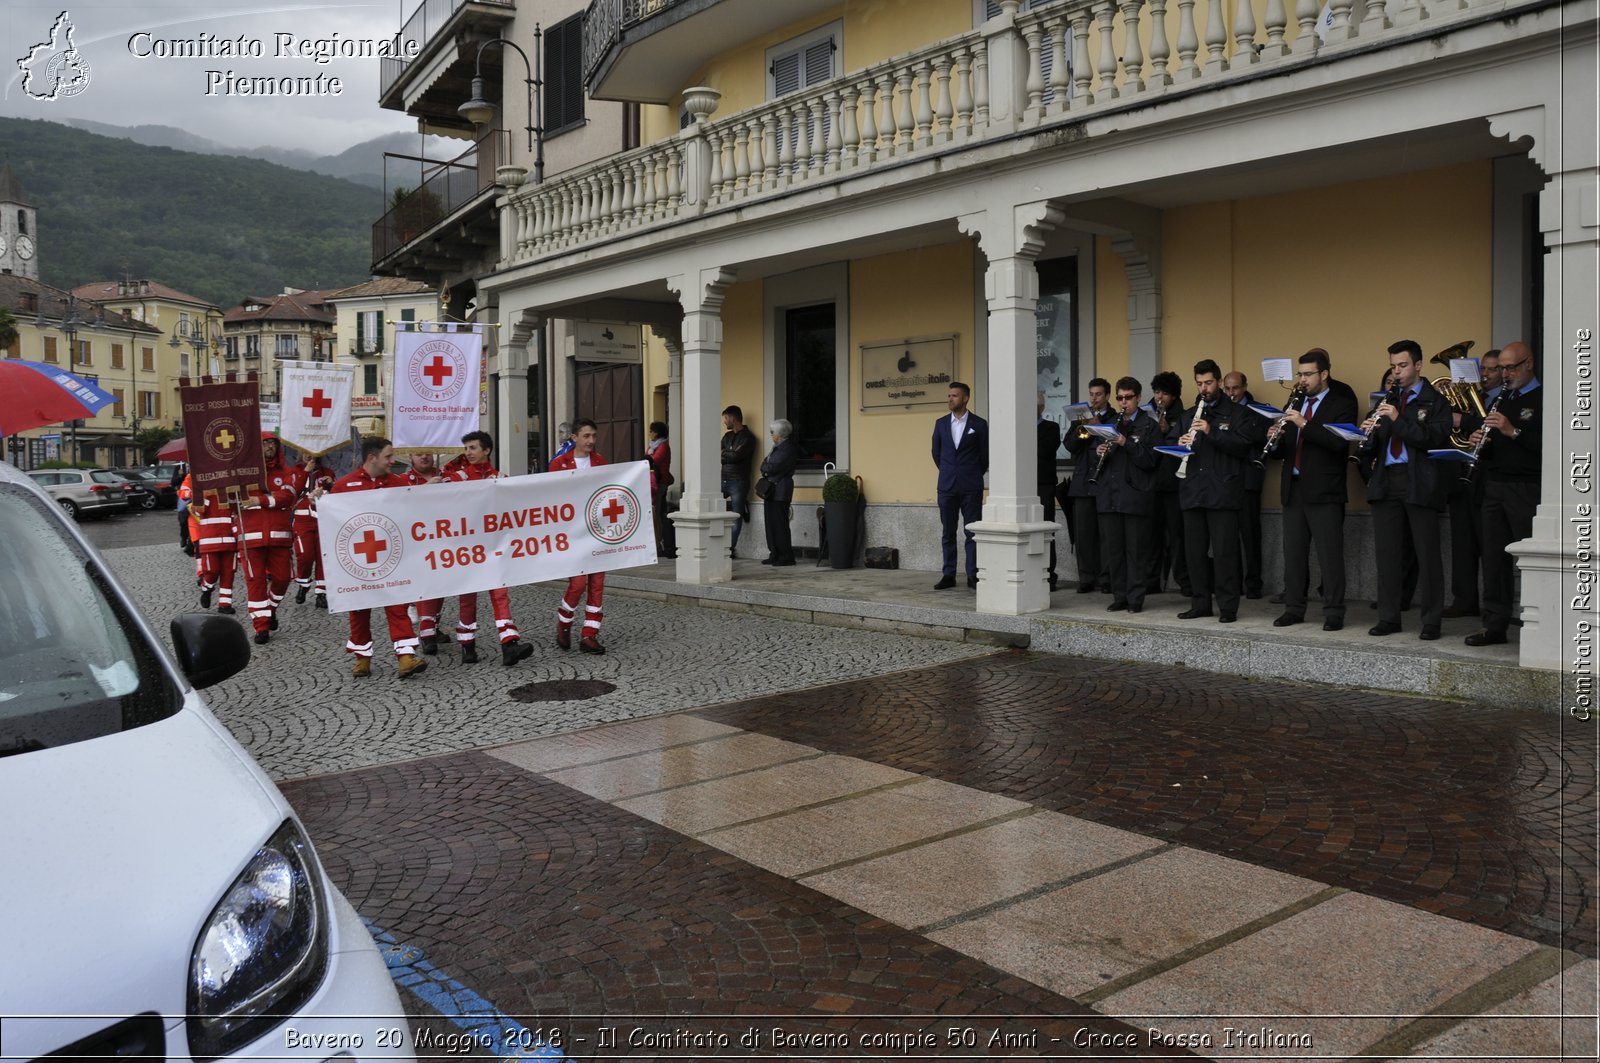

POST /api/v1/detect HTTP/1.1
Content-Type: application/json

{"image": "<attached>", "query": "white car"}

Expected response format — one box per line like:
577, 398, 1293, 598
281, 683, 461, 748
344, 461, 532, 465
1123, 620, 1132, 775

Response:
0, 461, 414, 1061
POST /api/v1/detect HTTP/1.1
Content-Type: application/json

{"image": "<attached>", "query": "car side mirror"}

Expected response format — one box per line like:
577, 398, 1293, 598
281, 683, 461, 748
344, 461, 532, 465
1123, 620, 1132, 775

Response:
169, 612, 250, 689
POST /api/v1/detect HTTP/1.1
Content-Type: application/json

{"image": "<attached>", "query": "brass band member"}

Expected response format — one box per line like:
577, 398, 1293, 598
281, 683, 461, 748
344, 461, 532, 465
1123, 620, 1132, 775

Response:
1222, 371, 1266, 600
1094, 377, 1161, 613
1147, 372, 1190, 598
1271, 349, 1358, 630
1176, 359, 1265, 622
1463, 340, 1541, 646
1037, 393, 1064, 591
1064, 377, 1114, 593
1361, 340, 1452, 640
1444, 348, 1500, 619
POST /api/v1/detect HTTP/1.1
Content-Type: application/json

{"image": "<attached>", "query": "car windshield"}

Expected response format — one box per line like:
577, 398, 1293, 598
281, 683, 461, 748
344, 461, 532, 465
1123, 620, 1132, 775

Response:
0, 485, 178, 756
90, 471, 124, 485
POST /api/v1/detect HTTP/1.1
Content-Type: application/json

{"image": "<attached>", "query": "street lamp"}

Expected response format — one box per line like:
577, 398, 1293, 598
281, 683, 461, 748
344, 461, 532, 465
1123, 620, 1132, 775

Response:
33, 292, 93, 466
458, 32, 544, 184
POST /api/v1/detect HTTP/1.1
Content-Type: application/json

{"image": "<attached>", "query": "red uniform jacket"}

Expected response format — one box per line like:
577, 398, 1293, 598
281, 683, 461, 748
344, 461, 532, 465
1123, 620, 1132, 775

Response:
239, 455, 297, 547
194, 492, 238, 555
292, 463, 335, 535
547, 450, 607, 472
331, 467, 410, 495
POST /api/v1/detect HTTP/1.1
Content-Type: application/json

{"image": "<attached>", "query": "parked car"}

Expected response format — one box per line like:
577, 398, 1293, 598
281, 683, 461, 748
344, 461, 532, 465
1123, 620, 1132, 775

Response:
101, 471, 152, 510
111, 467, 178, 509
0, 461, 414, 1061
25, 468, 133, 519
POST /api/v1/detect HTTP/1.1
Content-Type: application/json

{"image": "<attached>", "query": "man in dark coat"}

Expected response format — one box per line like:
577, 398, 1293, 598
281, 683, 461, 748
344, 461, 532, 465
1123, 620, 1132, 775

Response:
1147, 372, 1189, 597
931, 381, 989, 590
1361, 339, 1454, 639
1223, 371, 1267, 599
720, 405, 757, 557
1064, 377, 1114, 593
1037, 394, 1063, 591
1094, 377, 1162, 613
1463, 341, 1541, 646
1271, 348, 1358, 630
1175, 359, 1265, 623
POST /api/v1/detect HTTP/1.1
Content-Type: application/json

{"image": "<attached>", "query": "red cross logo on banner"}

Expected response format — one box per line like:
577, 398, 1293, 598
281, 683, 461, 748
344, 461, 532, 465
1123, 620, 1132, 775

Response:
352, 528, 388, 565
422, 356, 453, 388
602, 497, 627, 525
303, 388, 333, 418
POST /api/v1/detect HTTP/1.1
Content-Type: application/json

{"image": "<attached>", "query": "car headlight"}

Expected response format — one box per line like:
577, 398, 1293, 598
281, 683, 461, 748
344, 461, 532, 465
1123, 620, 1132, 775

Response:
186, 819, 330, 1059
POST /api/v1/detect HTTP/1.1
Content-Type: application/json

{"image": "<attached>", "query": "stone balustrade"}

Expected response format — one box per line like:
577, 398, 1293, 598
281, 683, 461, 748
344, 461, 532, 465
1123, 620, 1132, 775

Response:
504, 0, 1526, 267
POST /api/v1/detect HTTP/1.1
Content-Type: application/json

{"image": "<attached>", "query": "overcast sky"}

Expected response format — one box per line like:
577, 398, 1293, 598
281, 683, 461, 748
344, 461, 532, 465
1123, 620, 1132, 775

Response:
0, 1, 425, 155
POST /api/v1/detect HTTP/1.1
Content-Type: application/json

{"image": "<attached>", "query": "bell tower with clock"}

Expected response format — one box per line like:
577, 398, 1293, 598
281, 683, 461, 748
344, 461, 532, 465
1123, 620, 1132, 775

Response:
0, 162, 39, 281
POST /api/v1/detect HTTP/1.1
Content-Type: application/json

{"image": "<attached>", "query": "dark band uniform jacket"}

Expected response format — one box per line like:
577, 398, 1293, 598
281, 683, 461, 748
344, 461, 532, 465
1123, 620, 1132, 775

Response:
1464, 385, 1543, 484
1175, 396, 1264, 510
1362, 379, 1454, 508
1094, 410, 1162, 516
1065, 408, 1116, 498
1277, 382, 1360, 502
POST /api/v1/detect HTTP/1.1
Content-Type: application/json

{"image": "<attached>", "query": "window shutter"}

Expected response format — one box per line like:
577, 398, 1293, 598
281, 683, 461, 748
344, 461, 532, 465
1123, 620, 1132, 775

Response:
356, 312, 364, 350
112, 388, 124, 417
563, 20, 585, 128
802, 39, 834, 87
771, 50, 801, 97
375, 311, 385, 352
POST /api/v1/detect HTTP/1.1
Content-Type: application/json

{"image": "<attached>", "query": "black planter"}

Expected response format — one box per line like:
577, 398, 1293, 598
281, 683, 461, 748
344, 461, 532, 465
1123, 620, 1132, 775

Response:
824, 499, 857, 569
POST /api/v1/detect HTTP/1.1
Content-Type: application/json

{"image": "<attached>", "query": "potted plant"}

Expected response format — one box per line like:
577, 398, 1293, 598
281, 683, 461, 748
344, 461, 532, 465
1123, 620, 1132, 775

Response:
823, 472, 859, 569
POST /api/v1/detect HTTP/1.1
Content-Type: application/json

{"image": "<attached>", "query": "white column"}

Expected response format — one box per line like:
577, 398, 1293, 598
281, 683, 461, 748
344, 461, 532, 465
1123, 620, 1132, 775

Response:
958, 202, 1064, 615
668, 266, 739, 583
1491, 92, 1598, 698
1112, 227, 1164, 385
490, 312, 530, 476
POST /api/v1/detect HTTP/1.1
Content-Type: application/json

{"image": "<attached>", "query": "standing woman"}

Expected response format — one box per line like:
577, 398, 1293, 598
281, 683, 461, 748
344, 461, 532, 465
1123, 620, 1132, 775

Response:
645, 421, 674, 557
760, 419, 799, 566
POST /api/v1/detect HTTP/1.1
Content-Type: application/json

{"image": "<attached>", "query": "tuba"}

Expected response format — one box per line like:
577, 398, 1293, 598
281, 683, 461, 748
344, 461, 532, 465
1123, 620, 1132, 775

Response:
1429, 340, 1486, 450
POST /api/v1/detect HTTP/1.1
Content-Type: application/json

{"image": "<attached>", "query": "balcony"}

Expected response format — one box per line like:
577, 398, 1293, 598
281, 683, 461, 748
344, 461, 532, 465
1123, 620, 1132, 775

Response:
379, 0, 516, 134
584, 0, 839, 103
350, 341, 385, 356
373, 129, 507, 277
511, 0, 1555, 269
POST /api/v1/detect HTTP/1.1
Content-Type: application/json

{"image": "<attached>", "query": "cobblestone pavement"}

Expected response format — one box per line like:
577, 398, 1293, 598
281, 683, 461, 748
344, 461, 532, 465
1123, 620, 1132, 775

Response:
102, 544, 993, 778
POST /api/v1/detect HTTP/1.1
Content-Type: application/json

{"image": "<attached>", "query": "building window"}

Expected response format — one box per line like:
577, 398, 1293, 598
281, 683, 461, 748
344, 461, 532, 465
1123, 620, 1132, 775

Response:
364, 364, 378, 394
76, 339, 91, 366
783, 303, 837, 468
17, 210, 26, 235
356, 310, 384, 354
143, 347, 154, 372
112, 388, 125, 417
543, 15, 586, 135
767, 23, 838, 98
140, 391, 160, 419
180, 352, 190, 378
225, 336, 238, 360
111, 343, 124, 369
401, 308, 415, 323
43, 336, 57, 363
275, 334, 297, 360
178, 312, 191, 336
246, 335, 261, 359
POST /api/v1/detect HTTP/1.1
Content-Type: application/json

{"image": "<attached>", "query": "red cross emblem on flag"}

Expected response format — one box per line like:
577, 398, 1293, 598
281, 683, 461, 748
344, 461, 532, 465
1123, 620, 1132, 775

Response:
303, 388, 333, 418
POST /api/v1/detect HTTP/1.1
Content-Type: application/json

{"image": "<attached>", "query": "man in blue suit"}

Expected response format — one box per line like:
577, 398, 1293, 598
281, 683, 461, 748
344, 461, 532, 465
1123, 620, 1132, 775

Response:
932, 381, 989, 589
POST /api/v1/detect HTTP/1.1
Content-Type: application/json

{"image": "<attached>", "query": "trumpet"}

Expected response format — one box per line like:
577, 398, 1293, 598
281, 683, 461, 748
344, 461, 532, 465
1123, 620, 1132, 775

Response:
1250, 383, 1309, 468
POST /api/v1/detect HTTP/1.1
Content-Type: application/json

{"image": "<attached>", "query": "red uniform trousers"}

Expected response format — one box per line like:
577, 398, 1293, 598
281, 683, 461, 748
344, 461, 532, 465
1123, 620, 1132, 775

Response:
198, 548, 237, 610
557, 574, 605, 638
294, 530, 324, 595
419, 589, 519, 645
241, 541, 293, 635
346, 605, 420, 658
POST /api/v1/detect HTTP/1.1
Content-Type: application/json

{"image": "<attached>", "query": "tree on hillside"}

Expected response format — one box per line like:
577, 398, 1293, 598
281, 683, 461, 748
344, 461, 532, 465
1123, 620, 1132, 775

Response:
0, 307, 18, 355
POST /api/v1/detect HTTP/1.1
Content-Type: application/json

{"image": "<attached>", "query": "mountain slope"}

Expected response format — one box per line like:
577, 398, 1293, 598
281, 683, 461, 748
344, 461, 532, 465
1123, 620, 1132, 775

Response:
1, 117, 382, 309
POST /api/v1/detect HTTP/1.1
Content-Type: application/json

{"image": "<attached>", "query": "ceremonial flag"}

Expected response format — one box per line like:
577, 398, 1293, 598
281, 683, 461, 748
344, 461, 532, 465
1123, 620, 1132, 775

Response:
179, 377, 263, 499
280, 361, 356, 456
318, 462, 656, 611
391, 324, 483, 450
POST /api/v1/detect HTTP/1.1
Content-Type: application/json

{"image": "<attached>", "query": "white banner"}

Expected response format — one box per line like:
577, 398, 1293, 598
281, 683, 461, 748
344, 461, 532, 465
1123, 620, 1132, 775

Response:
391, 325, 483, 449
317, 462, 656, 611
279, 361, 355, 456
259, 402, 281, 434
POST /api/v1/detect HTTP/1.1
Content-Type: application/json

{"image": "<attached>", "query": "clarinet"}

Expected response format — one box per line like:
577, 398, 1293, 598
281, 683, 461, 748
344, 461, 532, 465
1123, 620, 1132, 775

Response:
1357, 384, 1406, 450
1176, 399, 1213, 480
1460, 389, 1507, 486
1251, 384, 1308, 469
1088, 414, 1128, 485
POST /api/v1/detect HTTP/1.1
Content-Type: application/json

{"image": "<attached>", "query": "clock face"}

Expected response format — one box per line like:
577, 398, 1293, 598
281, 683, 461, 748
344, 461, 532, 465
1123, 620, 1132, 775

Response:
15, 235, 34, 260
0, 235, 8, 258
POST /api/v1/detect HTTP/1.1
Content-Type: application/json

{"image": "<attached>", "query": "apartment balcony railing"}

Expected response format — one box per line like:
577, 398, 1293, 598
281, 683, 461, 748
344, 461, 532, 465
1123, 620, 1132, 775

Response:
373, 129, 507, 267
350, 341, 384, 356
582, 0, 671, 85
381, 0, 516, 99
511, 0, 1540, 268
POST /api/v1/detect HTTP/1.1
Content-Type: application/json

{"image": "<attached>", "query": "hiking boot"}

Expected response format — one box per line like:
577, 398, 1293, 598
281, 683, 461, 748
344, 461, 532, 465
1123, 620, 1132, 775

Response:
200, 586, 213, 609
314, 594, 327, 609
397, 654, 428, 679
502, 640, 533, 667
218, 604, 235, 615
253, 631, 270, 645
419, 636, 437, 656
295, 584, 309, 604
459, 643, 479, 665
269, 613, 279, 632
579, 636, 606, 655
555, 625, 571, 651
351, 657, 371, 678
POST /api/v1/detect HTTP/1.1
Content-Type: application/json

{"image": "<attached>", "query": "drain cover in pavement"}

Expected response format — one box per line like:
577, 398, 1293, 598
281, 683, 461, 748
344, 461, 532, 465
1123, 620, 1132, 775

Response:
507, 679, 617, 702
